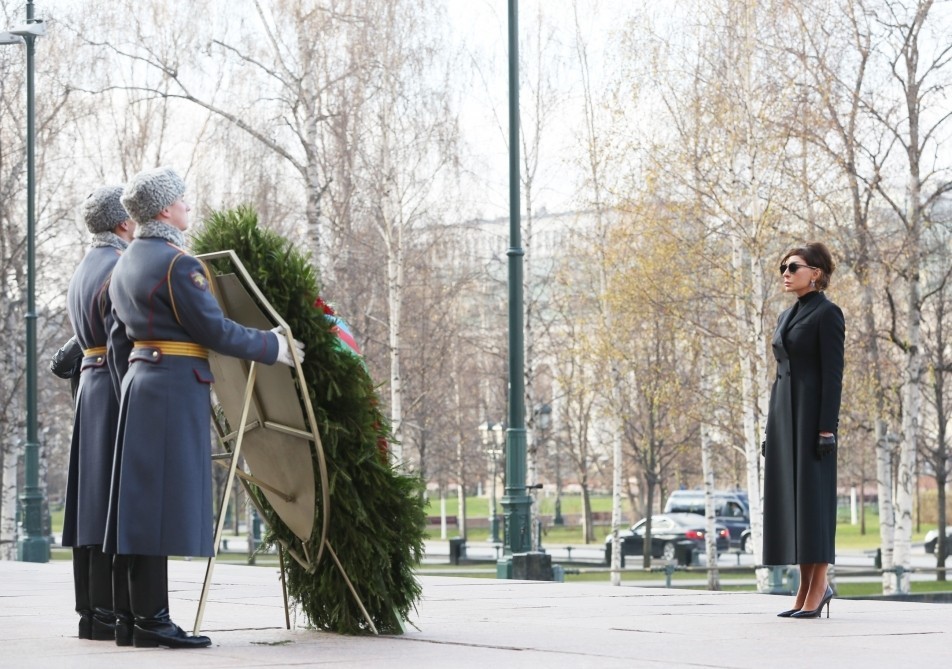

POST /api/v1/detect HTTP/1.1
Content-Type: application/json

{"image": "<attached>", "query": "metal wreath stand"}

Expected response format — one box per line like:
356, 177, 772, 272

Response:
192, 250, 377, 636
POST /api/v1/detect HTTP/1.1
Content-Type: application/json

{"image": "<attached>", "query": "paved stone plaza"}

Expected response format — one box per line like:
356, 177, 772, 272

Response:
1, 558, 949, 668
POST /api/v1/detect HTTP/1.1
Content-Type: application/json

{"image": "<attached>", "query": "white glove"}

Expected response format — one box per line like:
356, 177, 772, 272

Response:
272, 326, 305, 367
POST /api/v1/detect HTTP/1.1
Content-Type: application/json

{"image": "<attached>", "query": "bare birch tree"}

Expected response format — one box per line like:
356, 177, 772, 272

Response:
868, 0, 952, 593
700, 353, 721, 590
569, 0, 634, 556
920, 251, 952, 578
519, 4, 566, 550
347, 0, 459, 466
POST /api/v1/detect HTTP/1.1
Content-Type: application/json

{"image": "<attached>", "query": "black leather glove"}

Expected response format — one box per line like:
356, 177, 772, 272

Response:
761, 440, 766, 458
50, 336, 82, 379
816, 434, 836, 460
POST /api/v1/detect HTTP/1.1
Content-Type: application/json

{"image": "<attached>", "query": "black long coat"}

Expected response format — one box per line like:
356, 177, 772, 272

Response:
104, 233, 279, 557
763, 290, 844, 565
62, 244, 123, 548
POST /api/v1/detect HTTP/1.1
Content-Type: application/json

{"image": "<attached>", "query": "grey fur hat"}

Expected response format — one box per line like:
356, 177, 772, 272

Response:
83, 185, 129, 234
120, 166, 186, 225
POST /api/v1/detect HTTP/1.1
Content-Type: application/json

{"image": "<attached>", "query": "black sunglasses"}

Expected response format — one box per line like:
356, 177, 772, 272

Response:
779, 261, 817, 275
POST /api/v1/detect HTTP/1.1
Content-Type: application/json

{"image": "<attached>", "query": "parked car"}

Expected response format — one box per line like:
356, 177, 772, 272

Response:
603, 513, 730, 566
924, 527, 952, 554
740, 528, 753, 554
663, 489, 750, 549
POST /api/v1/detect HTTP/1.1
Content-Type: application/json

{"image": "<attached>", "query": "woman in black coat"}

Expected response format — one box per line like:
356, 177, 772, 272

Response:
762, 242, 844, 619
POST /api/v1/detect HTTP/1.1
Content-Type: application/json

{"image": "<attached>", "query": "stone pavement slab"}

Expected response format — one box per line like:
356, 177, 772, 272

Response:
0, 559, 949, 668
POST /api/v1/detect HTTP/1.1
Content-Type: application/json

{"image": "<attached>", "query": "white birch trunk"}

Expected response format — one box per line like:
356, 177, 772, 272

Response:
387, 220, 405, 467
440, 489, 448, 540
39, 439, 49, 542
524, 203, 539, 552
888, 1, 930, 597
0, 446, 18, 560
610, 422, 623, 586
525, 428, 538, 551
456, 483, 466, 540
454, 379, 467, 539
751, 255, 770, 563
893, 273, 921, 595
876, 419, 897, 593
245, 494, 256, 565
730, 0, 769, 593
733, 239, 769, 592
700, 358, 720, 589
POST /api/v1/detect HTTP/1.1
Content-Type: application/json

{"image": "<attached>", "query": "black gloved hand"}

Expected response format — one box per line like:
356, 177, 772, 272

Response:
50, 336, 82, 379
761, 440, 766, 458
816, 434, 836, 460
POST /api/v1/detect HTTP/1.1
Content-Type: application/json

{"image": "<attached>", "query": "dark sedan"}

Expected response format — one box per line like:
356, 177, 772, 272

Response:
604, 513, 730, 566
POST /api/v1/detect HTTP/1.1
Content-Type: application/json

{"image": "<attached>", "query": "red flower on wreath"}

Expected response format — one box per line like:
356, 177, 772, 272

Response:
313, 296, 335, 315
372, 419, 390, 462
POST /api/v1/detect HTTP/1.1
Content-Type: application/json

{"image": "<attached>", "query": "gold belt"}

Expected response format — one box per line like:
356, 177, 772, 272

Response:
83, 346, 107, 357
134, 340, 209, 359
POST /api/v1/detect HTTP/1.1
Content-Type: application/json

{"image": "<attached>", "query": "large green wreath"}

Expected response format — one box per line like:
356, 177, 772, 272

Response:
193, 205, 426, 635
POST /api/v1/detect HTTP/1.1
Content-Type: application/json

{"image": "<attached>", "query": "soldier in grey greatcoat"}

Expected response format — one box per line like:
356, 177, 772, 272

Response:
763, 242, 844, 620
105, 166, 302, 649
63, 186, 136, 641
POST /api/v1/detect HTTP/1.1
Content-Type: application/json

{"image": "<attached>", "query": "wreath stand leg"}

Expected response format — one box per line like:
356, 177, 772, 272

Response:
194, 363, 258, 636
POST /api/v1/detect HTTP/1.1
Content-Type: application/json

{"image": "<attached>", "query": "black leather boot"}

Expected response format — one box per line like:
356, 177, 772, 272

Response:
73, 546, 92, 640
112, 555, 133, 647
134, 607, 212, 649
129, 555, 211, 649
88, 546, 116, 641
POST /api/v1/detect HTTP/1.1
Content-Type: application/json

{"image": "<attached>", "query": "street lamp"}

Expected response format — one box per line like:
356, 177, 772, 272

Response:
490, 423, 506, 544
497, 0, 531, 580
4, 2, 48, 563
553, 434, 564, 526
534, 404, 562, 526
479, 421, 503, 544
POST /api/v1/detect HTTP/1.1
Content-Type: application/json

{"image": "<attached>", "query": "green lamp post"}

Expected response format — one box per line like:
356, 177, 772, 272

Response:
3, 1, 49, 563
497, 0, 531, 579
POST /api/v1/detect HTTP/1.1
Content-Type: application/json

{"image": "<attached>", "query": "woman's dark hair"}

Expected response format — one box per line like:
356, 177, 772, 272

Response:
781, 242, 835, 291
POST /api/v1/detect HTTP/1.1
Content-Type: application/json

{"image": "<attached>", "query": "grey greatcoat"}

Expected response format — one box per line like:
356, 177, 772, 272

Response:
763, 290, 845, 565
105, 231, 279, 557
62, 244, 124, 548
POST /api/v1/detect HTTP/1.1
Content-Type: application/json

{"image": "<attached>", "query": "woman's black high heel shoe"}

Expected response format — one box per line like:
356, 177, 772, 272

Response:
777, 607, 801, 618
791, 585, 834, 619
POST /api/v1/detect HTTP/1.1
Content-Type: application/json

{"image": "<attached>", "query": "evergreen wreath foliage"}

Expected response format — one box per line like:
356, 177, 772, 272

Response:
193, 205, 426, 635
